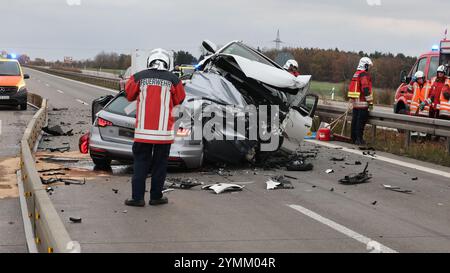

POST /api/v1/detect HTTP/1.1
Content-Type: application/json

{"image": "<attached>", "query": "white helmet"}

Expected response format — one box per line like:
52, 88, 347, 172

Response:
357, 57, 373, 71
414, 71, 425, 79
147, 48, 172, 71
437, 65, 446, 73
284, 59, 298, 70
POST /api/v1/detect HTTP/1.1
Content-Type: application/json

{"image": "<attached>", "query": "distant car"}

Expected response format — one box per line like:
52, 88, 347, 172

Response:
87, 40, 318, 169
0, 58, 30, 110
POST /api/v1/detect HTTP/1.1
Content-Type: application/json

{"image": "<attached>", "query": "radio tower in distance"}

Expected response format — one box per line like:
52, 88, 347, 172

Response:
272, 29, 284, 50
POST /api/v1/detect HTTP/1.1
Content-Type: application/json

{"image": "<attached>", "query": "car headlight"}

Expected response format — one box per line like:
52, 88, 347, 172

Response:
18, 86, 27, 93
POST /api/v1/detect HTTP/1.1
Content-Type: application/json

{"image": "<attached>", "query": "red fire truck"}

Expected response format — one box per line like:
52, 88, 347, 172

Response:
394, 39, 450, 118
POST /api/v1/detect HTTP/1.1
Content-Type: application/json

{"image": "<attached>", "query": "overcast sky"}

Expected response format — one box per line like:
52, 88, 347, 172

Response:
3, 0, 449, 61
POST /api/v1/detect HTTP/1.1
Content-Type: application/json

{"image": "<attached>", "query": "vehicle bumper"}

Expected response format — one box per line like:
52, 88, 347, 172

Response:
89, 126, 204, 169
0, 89, 27, 106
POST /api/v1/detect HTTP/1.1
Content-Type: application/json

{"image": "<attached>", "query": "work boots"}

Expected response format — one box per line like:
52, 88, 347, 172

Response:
149, 196, 169, 206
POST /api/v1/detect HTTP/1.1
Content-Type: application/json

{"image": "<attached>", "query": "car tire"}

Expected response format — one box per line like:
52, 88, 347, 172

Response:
19, 103, 27, 111
92, 158, 112, 168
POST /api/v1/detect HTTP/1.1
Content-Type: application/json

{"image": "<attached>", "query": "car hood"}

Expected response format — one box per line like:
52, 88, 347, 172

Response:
222, 54, 310, 90
0, 76, 23, 87
184, 72, 247, 107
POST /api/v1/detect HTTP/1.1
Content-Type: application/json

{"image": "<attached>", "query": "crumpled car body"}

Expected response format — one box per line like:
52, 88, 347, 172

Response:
87, 40, 318, 169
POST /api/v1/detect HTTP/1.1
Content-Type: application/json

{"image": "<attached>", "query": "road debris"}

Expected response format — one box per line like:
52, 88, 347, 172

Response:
217, 168, 234, 177
363, 151, 377, 157
52, 107, 68, 111
372, 201, 378, 206
38, 168, 71, 173
266, 176, 294, 190
162, 189, 176, 194
330, 157, 345, 162
345, 161, 362, 166
41, 177, 86, 185
202, 183, 245, 194
112, 189, 119, 194
46, 186, 54, 194
165, 177, 203, 189
383, 185, 413, 194
326, 169, 334, 174
287, 160, 314, 171
46, 146, 70, 153
69, 217, 82, 223
42, 125, 74, 136
412, 177, 419, 181
339, 163, 372, 185
42, 172, 66, 176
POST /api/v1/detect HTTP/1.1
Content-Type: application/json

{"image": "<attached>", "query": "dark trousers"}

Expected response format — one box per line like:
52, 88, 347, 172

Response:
351, 108, 369, 143
131, 142, 171, 201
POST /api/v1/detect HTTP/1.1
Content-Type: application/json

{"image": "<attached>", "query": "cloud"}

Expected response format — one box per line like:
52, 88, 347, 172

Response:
2, 0, 449, 60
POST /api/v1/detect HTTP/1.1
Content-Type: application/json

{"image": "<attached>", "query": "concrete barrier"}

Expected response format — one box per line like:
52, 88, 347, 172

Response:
20, 93, 79, 253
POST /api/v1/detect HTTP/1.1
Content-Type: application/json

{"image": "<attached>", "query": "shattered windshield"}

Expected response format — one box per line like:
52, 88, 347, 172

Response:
221, 43, 274, 67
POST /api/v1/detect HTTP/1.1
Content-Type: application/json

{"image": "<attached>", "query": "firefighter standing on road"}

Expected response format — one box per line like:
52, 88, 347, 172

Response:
439, 81, 450, 119
410, 71, 430, 116
124, 48, 186, 207
427, 65, 448, 118
284, 59, 300, 76
348, 57, 374, 145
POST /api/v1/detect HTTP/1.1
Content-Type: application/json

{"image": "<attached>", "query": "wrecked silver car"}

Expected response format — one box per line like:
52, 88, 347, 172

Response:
87, 40, 318, 169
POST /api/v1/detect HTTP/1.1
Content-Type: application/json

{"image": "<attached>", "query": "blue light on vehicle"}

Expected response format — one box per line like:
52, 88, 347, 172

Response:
432, 45, 439, 52
8, 53, 17, 59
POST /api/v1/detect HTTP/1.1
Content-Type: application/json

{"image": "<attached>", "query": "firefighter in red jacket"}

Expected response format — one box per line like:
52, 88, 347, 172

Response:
426, 65, 447, 118
124, 48, 186, 207
348, 57, 374, 145
284, 59, 300, 76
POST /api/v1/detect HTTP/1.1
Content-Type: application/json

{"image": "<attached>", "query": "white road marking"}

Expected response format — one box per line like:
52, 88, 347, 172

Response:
27, 67, 119, 94
76, 99, 89, 106
288, 204, 397, 253
305, 139, 450, 179
57, 90, 64, 94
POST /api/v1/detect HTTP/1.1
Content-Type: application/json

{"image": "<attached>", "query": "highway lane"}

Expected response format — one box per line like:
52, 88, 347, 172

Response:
23, 67, 118, 110
23, 69, 450, 252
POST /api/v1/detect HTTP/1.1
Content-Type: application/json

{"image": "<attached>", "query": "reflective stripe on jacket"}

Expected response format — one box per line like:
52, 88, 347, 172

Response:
348, 70, 373, 109
125, 69, 186, 144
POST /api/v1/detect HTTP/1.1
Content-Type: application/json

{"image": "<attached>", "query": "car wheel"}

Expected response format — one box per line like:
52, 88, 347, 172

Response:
19, 103, 27, 111
92, 157, 112, 169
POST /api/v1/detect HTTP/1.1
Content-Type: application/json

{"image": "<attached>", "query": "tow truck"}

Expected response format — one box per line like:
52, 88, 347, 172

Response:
394, 39, 450, 118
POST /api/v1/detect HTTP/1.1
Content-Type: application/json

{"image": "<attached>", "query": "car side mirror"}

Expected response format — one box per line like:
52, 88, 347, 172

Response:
400, 70, 407, 84
23, 74, 30, 79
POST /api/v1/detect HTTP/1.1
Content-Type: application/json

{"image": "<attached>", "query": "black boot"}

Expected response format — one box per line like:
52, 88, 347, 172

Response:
149, 196, 169, 206
124, 199, 145, 207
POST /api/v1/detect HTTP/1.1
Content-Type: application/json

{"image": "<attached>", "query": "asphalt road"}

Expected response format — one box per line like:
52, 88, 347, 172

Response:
19, 68, 450, 253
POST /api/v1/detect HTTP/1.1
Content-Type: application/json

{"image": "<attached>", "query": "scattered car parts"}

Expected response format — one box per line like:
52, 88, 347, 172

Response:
165, 178, 203, 189
339, 163, 372, 185
383, 185, 413, 194
202, 183, 245, 194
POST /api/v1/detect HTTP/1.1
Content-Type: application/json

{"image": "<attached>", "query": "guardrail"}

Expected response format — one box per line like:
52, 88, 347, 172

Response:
26, 66, 120, 91
20, 93, 78, 253
316, 104, 450, 153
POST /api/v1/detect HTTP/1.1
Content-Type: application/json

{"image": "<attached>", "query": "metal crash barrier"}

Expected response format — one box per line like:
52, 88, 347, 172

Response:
316, 104, 450, 153
20, 93, 79, 253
